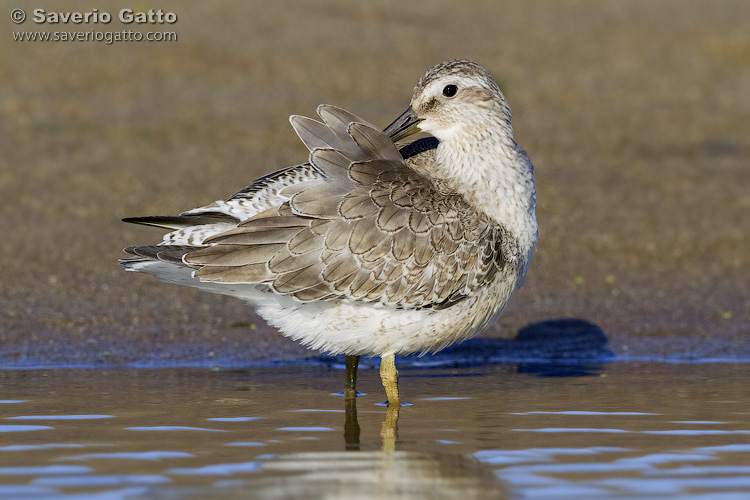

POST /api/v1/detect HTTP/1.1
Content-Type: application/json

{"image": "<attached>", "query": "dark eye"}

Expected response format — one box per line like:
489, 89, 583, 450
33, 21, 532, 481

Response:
442, 84, 458, 97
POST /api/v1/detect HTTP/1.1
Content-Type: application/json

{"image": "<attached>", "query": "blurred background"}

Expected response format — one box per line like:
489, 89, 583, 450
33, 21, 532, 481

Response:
2, 0, 748, 366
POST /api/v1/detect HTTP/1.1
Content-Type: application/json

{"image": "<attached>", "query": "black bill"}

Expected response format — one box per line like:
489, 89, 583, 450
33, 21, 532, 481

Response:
383, 106, 423, 142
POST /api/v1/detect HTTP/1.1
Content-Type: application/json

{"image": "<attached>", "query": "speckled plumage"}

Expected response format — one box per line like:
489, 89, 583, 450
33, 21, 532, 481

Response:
121, 59, 537, 359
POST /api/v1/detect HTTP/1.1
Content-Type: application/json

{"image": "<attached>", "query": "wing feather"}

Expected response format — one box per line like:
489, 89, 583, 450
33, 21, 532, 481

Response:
127, 105, 509, 309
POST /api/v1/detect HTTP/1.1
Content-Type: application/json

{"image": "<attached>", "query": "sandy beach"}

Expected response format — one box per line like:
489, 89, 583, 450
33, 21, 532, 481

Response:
2, 0, 748, 366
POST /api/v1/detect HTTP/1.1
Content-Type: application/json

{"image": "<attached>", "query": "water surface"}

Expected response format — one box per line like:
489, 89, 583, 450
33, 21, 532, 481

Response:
1, 362, 749, 498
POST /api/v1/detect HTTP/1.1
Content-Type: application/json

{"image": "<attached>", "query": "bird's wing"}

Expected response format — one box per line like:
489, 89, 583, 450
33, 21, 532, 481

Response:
180, 163, 322, 222
183, 105, 508, 309
122, 125, 437, 247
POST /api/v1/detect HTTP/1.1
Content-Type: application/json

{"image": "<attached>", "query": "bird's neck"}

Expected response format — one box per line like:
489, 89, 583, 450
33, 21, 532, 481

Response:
435, 129, 538, 257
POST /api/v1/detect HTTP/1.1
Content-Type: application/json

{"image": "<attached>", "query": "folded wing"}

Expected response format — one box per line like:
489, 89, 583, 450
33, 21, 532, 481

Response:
180, 105, 508, 309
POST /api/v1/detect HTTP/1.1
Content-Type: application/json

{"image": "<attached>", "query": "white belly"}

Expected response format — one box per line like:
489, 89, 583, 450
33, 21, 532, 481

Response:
126, 260, 518, 357
253, 274, 518, 357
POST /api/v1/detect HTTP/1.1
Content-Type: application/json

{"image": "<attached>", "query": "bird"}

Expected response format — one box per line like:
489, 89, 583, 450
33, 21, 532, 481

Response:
120, 59, 538, 406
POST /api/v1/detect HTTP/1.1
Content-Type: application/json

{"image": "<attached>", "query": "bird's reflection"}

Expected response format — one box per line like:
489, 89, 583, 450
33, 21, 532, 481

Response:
343, 390, 401, 452
343, 395, 360, 450
380, 404, 400, 452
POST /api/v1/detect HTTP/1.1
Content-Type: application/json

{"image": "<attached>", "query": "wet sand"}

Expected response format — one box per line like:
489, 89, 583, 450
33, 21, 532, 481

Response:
2, 1, 749, 364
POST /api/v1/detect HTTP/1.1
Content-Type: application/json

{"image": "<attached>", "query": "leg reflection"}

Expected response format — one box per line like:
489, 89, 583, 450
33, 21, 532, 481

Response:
380, 403, 400, 452
344, 355, 361, 450
344, 394, 361, 450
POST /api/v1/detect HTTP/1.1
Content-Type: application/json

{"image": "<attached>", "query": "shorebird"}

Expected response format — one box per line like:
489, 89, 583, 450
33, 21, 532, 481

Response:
120, 60, 538, 406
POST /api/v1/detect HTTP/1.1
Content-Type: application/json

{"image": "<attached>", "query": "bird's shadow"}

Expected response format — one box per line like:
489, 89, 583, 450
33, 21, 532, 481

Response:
297, 318, 613, 374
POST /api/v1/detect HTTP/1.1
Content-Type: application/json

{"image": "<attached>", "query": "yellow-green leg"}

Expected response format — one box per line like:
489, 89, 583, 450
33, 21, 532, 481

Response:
344, 354, 360, 400
379, 353, 400, 406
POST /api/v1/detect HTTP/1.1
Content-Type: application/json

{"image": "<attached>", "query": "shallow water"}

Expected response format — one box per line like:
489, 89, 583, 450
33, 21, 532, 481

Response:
1, 362, 749, 499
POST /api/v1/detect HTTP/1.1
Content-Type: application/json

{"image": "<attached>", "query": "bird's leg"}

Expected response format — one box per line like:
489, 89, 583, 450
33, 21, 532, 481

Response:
344, 354, 360, 400
379, 353, 400, 406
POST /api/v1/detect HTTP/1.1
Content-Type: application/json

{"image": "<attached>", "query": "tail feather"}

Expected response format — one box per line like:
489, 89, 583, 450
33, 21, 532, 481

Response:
122, 244, 204, 267
121, 213, 236, 230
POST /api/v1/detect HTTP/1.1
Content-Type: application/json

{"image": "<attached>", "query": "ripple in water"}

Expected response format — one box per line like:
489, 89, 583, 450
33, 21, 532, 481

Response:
60, 451, 196, 461
165, 462, 261, 476
125, 426, 227, 432
6, 415, 115, 420
0, 425, 54, 432
206, 417, 262, 422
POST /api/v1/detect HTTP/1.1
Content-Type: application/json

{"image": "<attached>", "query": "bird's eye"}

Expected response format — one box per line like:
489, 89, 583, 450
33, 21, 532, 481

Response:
442, 84, 458, 98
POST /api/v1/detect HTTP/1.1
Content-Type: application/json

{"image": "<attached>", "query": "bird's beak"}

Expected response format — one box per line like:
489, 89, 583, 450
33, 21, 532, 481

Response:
383, 106, 423, 142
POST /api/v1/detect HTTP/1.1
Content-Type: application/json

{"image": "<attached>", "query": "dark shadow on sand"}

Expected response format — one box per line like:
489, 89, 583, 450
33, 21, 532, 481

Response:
293, 318, 614, 371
